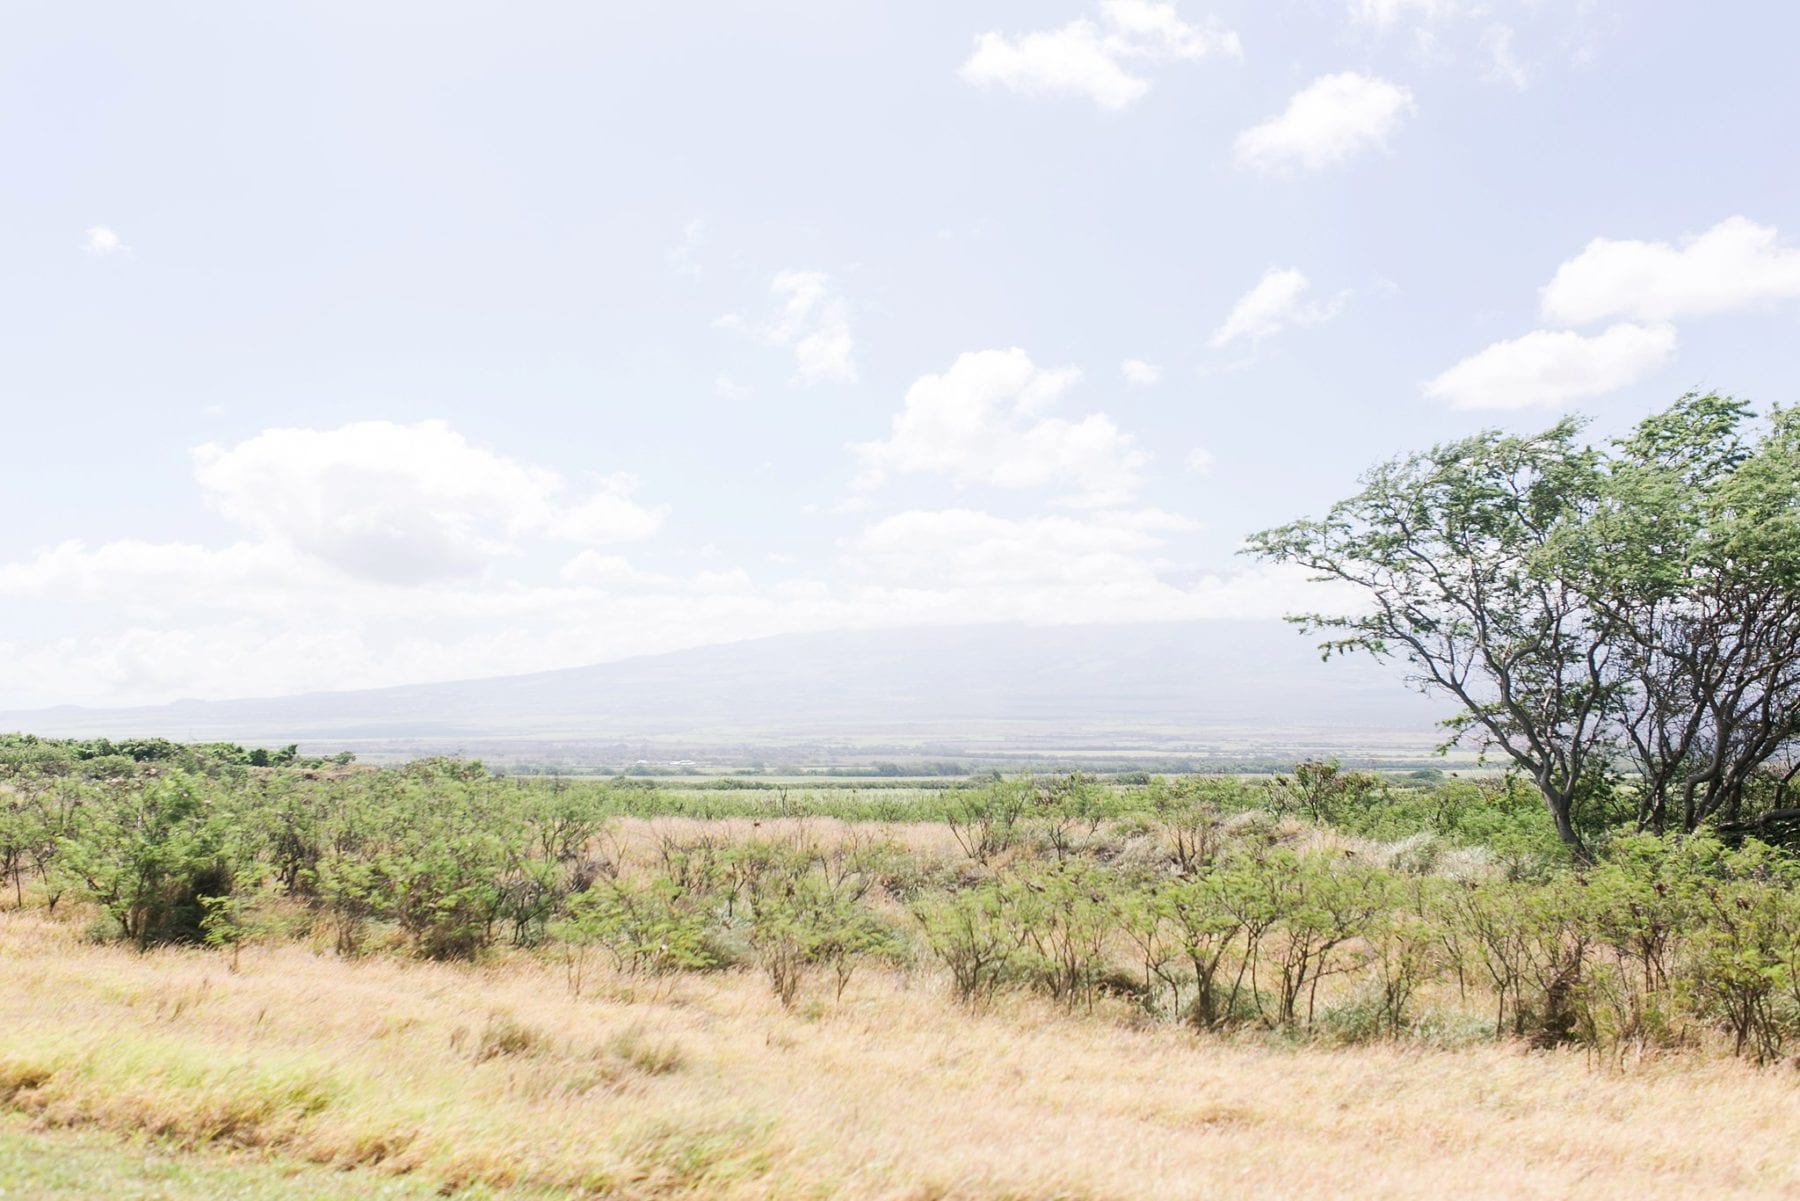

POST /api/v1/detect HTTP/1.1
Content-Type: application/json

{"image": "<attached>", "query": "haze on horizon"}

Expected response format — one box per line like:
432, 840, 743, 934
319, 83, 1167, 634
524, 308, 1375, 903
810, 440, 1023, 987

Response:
4, 1, 1799, 711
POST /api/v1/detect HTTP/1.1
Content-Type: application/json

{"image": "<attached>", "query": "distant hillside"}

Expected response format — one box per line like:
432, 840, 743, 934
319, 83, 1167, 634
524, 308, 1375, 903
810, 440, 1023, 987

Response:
0, 621, 1451, 768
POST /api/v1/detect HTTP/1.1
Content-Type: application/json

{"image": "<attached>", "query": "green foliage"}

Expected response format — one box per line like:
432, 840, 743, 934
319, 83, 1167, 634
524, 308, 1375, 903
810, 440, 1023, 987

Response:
0, 733, 327, 777
556, 876, 718, 984
1123, 868, 1246, 1028
52, 773, 240, 949
18, 744, 1800, 1062
1248, 418, 1614, 854
913, 882, 1024, 1008
1248, 392, 1800, 851
735, 835, 904, 1006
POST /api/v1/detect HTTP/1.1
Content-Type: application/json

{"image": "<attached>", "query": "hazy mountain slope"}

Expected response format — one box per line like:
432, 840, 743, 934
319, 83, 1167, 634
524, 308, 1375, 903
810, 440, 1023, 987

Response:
0, 622, 1448, 760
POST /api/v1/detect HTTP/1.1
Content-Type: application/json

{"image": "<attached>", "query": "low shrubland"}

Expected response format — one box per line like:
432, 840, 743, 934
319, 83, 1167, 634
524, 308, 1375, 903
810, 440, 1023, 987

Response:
8, 746, 1800, 1065
11, 743, 1800, 1196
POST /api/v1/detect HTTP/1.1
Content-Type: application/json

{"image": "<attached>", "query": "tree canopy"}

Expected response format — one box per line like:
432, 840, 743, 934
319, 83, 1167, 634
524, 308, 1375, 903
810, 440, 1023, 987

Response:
1248, 393, 1800, 855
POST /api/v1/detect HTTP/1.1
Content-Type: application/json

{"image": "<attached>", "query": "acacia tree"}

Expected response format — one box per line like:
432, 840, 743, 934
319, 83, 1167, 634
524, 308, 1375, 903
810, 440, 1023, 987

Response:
1251, 395, 1800, 849
1574, 397, 1800, 831
1247, 421, 1618, 856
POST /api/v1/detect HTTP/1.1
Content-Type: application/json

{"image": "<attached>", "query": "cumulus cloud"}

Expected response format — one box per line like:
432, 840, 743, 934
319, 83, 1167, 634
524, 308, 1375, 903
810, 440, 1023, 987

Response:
0, 409, 1347, 709
1185, 447, 1216, 474
1120, 358, 1164, 385
960, 0, 1240, 112
1428, 216, 1800, 410
1208, 268, 1346, 348
83, 226, 127, 256
1540, 216, 1800, 325
1234, 73, 1415, 173
853, 348, 1146, 507
191, 421, 665, 584
1423, 322, 1677, 410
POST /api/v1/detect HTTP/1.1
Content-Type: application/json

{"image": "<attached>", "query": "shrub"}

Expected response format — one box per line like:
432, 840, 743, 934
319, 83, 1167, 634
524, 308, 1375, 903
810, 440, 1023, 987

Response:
53, 773, 240, 949
914, 882, 1025, 1007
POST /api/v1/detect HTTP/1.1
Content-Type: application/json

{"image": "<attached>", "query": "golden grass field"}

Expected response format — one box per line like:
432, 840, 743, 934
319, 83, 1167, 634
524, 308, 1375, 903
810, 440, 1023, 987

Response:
5, 903, 1800, 1201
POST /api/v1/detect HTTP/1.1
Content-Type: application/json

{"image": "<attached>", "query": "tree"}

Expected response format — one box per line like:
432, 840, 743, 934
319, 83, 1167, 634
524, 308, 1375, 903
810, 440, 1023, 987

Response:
1249, 394, 1800, 849
55, 772, 237, 948
1572, 397, 1800, 832
1247, 420, 1618, 856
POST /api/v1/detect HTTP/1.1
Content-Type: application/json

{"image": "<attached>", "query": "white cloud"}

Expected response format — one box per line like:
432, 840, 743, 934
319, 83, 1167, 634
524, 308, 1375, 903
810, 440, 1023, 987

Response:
541, 481, 665, 544
691, 567, 755, 595
1423, 322, 1677, 410
1347, 0, 1451, 26
0, 539, 301, 611
83, 226, 127, 256
960, 1, 1240, 112
558, 552, 674, 588
714, 374, 753, 401
844, 509, 1341, 628
1185, 447, 1216, 474
714, 271, 857, 385
1120, 358, 1164, 385
1208, 268, 1346, 348
1482, 24, 1532, 89
0, 539, 1333, 709
1540, 216, 1800, 325
758, 270, 857, 385
853, 348, 1146, 507
0, 506, 1337, 709
1100, 0, 1241, 58
0, 418, 1353, 709
1348, 3, 1610, 86
191, 421, 664, 584
849, 507, 1191, 591
1234, 73, 1415, 173
963, 22, 1147, 111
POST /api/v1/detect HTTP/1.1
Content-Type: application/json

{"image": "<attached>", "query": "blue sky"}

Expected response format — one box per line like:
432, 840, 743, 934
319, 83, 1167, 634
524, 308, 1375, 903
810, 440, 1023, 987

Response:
3, 1, 1798, 707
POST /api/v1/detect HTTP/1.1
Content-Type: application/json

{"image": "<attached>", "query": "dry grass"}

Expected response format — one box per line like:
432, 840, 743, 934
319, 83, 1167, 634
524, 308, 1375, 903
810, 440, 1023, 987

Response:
4, 907, 1800, 1200
607, 815, 969, 863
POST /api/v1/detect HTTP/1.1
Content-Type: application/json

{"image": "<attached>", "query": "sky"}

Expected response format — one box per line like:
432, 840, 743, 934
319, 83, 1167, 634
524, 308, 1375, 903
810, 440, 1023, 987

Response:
3, 0, 1799, 709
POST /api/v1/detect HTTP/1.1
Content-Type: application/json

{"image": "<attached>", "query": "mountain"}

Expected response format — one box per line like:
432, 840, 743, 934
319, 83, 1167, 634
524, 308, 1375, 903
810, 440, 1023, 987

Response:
0, 622, 1452, 768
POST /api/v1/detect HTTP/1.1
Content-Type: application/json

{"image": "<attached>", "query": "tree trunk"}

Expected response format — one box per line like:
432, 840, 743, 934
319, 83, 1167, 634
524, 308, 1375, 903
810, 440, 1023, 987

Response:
1540, 786, 1589, 862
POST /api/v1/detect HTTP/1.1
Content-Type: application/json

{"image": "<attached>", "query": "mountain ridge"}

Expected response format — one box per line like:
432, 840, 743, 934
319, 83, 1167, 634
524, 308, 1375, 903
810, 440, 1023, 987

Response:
0, 621, 1449, 766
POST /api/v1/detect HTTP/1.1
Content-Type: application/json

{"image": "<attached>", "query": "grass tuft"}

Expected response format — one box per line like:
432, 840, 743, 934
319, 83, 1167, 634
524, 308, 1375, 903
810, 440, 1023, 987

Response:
470, 1011, 549, 1063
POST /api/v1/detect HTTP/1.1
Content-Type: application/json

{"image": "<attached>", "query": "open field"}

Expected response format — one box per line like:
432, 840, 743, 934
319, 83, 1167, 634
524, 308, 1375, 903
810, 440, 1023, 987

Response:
6, 908, 1800, 1201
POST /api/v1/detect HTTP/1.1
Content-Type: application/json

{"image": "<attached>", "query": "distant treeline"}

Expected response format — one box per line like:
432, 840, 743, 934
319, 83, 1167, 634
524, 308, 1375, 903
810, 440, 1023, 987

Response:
0, 733, 354, 774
